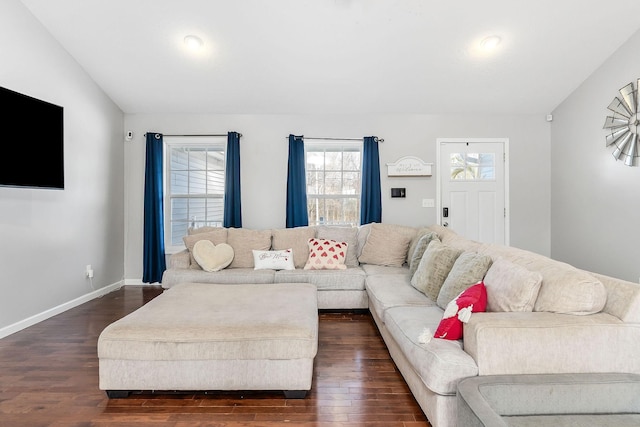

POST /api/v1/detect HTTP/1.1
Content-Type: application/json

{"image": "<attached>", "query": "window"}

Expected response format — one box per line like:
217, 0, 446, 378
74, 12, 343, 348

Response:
305, 141, 362, 226
450, 152, 496, 181
164, 136, 226, 252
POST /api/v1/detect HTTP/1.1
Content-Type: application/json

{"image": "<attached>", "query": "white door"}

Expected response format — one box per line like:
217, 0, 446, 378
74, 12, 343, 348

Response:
437, 139, 509, 245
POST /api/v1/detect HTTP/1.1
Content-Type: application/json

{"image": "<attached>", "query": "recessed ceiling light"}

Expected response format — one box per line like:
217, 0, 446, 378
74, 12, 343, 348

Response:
480, 35, 501, 51
183, 35, 204, 50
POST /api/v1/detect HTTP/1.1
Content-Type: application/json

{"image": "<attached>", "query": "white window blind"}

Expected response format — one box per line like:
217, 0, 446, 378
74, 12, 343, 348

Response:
164, 136, 226, 252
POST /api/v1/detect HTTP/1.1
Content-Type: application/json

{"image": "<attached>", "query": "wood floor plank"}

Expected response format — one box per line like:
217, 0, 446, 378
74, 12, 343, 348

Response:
0, 286, 431, 426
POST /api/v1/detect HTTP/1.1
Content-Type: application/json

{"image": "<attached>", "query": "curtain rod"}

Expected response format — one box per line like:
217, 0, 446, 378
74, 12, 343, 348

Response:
143, 133, 242, 138
287, 136, 384, 143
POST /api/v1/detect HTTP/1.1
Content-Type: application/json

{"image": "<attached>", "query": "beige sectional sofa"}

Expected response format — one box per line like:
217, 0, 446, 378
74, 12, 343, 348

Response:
161, 222, 640, 427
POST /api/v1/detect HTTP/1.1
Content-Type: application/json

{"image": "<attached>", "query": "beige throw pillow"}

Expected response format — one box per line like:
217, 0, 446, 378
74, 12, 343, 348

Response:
226, 228, 272, 268
436, 251, 493, 309
192, 240, 234, 272
533, 264, 606, 315
358, 223, 413, 267
271, 226, 316, 268
317, 225, 359, 267
411, 241, 463, 301
183, 229, 228, 269
483, 257, 543, 312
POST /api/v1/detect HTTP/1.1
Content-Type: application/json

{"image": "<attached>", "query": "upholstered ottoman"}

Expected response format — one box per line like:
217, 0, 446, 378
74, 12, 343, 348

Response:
98, 282, 318, 398
457, 373, 640, 426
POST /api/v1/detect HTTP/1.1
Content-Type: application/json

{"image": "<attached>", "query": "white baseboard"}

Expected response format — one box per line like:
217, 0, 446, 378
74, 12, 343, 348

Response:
0, 280, 124, 339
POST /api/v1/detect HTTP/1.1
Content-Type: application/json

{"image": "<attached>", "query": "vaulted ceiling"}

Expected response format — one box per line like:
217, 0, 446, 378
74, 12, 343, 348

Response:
20, 0, 640, 115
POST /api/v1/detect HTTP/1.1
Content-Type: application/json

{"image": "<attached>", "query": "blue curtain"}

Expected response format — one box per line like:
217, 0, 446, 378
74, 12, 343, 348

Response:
360, 136, 382, 224
223, 131, 242, 228
143, 132, 166, 283
286, 134, 308, 228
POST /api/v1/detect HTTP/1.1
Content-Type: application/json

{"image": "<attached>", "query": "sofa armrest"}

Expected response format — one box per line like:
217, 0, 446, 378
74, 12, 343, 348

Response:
463, 311, 640, 376
457, 373, 640, 425
169, 249, 191, 269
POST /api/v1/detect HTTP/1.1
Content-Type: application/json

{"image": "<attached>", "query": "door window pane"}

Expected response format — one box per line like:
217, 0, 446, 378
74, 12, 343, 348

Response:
450, 152, 496, 181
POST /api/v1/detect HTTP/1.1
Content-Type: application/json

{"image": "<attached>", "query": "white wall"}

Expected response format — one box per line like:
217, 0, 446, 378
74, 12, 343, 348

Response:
124, 113, 550, 282
551, 29, 640, 282
0, 0, 125, 335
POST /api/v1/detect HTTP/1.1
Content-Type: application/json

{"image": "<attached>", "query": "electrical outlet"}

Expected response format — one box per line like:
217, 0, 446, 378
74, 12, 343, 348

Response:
85, 264, 94, 278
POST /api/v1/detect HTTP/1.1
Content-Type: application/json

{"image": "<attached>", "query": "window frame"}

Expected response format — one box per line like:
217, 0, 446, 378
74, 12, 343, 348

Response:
304, 140, 363, 226
163, 136, 227, 254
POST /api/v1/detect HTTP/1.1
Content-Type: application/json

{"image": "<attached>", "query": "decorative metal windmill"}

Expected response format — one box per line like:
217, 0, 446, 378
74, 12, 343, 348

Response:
603, 80, 640, 166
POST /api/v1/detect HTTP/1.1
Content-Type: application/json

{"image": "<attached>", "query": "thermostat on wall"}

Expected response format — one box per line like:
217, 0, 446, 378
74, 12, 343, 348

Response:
391, 188, 406, 198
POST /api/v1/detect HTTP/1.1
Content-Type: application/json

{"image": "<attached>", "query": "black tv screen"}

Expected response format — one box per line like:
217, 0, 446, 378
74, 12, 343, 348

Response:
0, 86, 64, 189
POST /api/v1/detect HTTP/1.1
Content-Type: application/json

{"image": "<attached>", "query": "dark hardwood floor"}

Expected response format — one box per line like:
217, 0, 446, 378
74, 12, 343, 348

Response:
0, 286, 431, 427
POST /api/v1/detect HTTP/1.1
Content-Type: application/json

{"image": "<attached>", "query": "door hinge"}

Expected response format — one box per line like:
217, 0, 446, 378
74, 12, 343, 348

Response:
504, 208, 506, 218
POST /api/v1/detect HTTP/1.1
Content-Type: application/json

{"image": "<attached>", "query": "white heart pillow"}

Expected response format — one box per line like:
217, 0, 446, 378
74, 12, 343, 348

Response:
192, 240, 234, 272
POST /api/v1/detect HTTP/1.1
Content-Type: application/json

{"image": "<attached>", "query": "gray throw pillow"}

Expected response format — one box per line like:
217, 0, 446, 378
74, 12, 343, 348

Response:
436, 251, 493, 310
410, 241, 463, 301
408, 232, 440, 278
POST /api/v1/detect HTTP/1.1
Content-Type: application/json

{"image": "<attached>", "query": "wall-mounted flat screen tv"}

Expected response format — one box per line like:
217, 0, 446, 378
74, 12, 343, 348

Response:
0, 86, 64, 189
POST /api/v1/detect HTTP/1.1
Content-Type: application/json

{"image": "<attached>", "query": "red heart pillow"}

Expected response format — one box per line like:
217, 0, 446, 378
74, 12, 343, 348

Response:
433, 282, 487, 341
303, 238, 348, 270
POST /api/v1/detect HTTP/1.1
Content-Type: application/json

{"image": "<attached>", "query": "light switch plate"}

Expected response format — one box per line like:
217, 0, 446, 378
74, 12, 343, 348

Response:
422, 199, 435, 208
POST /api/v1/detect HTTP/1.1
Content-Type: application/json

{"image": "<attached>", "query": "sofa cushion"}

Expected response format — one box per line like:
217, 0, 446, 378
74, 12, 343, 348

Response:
192, 241, 234, 272
98, 282, 318, 361
252, 249, 295, 270
358, 223, 413, 267
226, 228, 272, 268
317, 225, 359, 267
356, 223, 373, 258
411, 241, 463, 301
484, 257, 542, 312
275, 267, 366, 291
183, 229, 229, 269
304, 238, 348, 270
161, 267, 276, 288
408, 231, 440, 278
436, 251, 492, 309
384, 305, 479, 395
168, 249, 191, 269
479, 243, 607, 315
463, 311, 640, 376
366, 275, 435, 324
433, 282, 487, 341
360, 264, 411, 277
533, 265, 606, 315
271, 226, 316, 268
